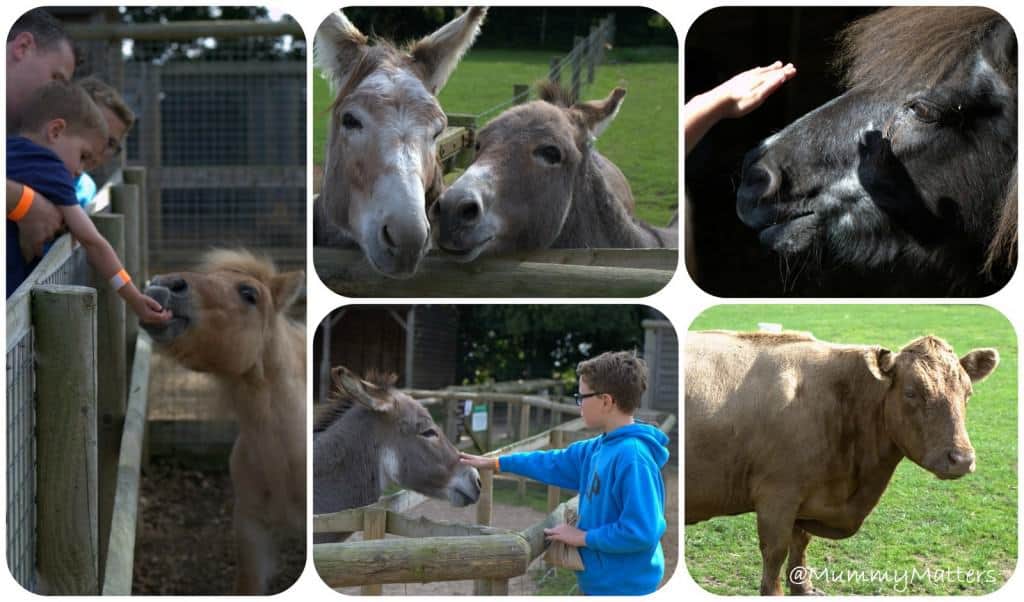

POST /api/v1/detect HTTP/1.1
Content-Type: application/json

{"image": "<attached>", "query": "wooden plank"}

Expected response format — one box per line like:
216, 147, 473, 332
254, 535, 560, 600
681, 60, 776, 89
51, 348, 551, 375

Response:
314, 534, 530, 587
387, 513, 509, 539
519, 496, 579, 560
91, 214, 127, 582
314, 508, 365, 535
437, 126, 471, 162
547, 430, 564, 512
110, 184, 141, 358
406, 389, 580, 416
101, 334, 152, 595
34, 285, 99, 594
314, 247, 673, 297
122, 168, 148, 282
157, 165, 304, 189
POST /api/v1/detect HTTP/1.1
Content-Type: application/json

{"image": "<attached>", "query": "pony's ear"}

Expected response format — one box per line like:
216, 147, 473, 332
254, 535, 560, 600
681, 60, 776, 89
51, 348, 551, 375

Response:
269, 270, 304, 313
331, 366, 395, 413
410, 7, 487, 95
575, 87, 627, 139
960, 348, 999, 383
984, 17, 1016, 74
314, 11, 369, 92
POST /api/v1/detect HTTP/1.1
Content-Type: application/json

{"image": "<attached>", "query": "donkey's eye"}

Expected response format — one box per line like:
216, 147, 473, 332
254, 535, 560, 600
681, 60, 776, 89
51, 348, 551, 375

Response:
906, 100, 941, 124
238, 284, 259, 305
341, 112, 363, 130
534, 145, 562, 165
420, 428, 439, 438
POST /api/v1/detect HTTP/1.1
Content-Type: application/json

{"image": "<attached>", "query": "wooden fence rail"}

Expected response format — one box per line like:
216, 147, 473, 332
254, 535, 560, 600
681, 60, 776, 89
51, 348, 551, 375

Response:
313, 410, 675, 593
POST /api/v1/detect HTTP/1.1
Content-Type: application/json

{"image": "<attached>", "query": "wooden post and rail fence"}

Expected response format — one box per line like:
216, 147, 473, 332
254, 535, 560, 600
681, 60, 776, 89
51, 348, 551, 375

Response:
313, 406, 677, 594
5, 171, 154, 594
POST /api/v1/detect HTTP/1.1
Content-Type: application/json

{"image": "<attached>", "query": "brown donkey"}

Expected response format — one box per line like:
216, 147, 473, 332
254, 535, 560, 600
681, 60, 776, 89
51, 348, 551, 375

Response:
141, 250, 305, 594
430, 83, 678, 262
314, 8, 486, 277
313, 367, 481, 538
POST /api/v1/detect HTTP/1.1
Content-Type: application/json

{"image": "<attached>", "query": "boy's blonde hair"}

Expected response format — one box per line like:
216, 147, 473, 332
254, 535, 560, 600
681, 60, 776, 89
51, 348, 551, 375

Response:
78, 75, 136, 131
577, 351, 648, 413
16, 79, 106, 138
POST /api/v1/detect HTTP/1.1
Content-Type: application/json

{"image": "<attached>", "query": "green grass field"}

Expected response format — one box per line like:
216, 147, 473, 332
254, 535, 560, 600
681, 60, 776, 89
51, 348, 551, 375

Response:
685, 305, 1018, 595
313, 46, 678, 226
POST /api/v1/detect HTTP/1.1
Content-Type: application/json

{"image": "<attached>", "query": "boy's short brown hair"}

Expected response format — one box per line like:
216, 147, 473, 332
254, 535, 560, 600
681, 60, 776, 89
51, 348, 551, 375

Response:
16, 79, 106, 138
577, 350, 648, 414
78, 75, 136, 131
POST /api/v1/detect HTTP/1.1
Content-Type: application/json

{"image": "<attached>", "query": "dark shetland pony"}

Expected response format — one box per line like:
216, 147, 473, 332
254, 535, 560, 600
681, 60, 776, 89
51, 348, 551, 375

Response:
736, 7, 1016, 296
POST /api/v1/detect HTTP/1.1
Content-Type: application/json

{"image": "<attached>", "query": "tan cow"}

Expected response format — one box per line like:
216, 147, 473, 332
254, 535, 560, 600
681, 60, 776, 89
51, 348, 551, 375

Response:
685, 331, 999, 595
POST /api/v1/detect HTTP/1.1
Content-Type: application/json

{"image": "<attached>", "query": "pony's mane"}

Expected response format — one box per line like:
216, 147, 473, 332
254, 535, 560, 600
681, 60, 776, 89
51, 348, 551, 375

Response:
537, 80, 575, 108
836, 7, 1008, 90
313, 370, 399, 433
199, 249, 279, 282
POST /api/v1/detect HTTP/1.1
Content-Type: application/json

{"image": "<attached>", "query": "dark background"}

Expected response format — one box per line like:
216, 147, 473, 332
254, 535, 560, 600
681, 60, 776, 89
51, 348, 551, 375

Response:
685, 6, 877, 296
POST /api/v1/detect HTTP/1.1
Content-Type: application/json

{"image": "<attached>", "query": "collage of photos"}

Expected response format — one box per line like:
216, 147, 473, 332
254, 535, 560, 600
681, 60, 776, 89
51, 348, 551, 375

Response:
1, 2, 1019, 601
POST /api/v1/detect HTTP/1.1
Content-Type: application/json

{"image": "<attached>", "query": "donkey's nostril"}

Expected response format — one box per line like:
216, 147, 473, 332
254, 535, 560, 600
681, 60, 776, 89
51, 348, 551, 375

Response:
460, 201, 480, 223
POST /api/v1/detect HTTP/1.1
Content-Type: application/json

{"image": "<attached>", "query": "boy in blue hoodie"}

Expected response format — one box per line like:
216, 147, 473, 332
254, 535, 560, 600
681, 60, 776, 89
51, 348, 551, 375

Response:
460, 351, 670, 595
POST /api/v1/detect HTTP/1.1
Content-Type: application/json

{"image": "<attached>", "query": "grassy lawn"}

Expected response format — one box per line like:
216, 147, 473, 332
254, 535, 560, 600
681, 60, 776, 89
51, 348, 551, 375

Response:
313, 46, 678, 226
685, 305, 1018, 595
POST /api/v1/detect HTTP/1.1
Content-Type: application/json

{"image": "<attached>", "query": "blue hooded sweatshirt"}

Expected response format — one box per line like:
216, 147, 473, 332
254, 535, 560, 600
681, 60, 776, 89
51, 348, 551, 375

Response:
498, 423, 670, 595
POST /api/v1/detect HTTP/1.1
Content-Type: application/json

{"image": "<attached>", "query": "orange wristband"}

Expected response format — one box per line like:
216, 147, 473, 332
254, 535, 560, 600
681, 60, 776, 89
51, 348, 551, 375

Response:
7, 185, 34, 221
110, 269, 131, 290
493, 457, 500, 472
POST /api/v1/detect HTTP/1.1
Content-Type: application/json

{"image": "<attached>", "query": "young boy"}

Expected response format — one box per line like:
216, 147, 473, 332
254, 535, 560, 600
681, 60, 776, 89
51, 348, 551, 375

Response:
6, 79, 170, 324
460, 351, 670, 595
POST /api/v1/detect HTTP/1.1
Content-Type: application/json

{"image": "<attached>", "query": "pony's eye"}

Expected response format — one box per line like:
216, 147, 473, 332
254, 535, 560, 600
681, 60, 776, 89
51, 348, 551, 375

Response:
341, 112, 363, 130
907, 100, 941, 124
904, 387, 917, 399
238, 284, 259, 305
420, 428, 439, 438
534, 145, 562, 165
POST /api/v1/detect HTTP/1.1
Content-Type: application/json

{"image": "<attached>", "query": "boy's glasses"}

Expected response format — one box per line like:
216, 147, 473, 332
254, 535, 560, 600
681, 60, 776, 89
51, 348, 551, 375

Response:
574, 392, 603, 406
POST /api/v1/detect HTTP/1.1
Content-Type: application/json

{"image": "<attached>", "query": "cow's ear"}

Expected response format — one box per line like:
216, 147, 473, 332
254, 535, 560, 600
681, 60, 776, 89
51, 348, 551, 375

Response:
961, 348, 999, 382
331, 366, 395, 413
866, 347, 895, 380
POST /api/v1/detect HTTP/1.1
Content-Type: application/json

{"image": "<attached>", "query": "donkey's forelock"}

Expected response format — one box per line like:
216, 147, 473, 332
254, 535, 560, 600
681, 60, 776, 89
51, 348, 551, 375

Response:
537, 80, 575, 107
199, 249, 278, 282
836, 7, 1012, 91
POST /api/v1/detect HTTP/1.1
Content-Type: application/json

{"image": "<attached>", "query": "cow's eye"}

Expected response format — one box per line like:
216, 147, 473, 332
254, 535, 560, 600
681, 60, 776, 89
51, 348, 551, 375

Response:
342, 112, 363, 130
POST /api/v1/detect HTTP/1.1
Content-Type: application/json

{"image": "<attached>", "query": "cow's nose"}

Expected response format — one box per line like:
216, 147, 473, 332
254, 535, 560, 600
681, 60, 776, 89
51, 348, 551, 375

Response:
948, 449, 976, 474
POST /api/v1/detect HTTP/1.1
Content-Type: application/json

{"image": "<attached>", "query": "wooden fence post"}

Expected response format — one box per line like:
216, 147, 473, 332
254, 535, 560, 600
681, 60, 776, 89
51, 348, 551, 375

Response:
110, 183, 141, 361
445, 398, 459, 443
361, 508, 387, 595
90, 214, 127, 583
517, 403, 531, 499
34, 285, 99, 594
485, 399, 496, 451
122, 167, 148, 282
473, 468, 495, 594
547, 430, 564, 512
549, 56, 561, 84
587, 25, 599, 84
571, 35, 584, 102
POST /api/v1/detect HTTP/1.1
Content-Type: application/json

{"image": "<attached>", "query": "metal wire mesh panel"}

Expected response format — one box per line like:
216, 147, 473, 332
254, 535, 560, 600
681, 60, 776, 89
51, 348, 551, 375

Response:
6, 333, 36, 591
123, 52, 306, 273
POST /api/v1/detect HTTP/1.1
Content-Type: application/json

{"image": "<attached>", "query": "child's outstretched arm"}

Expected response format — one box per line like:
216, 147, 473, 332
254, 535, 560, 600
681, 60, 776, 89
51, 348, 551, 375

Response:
685, 61, 797, 155
59, 205, 172, 324
460, 441, 590, 491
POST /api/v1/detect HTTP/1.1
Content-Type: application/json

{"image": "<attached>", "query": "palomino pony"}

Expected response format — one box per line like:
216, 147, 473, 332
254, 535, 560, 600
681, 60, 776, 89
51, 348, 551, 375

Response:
314, 367, 481, 539
314, 8, 486, 277
430, 83, 678, 262
141, 251, 305, 594
736, 7, 1016, 296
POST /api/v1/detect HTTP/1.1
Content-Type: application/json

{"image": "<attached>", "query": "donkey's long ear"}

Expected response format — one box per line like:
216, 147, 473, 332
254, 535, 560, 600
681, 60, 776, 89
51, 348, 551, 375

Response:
410, 7, 487, 95
315, 11, 369, 92
269, 270, 304, 313
331, 366, 395, 413
576, 87, 627, 140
